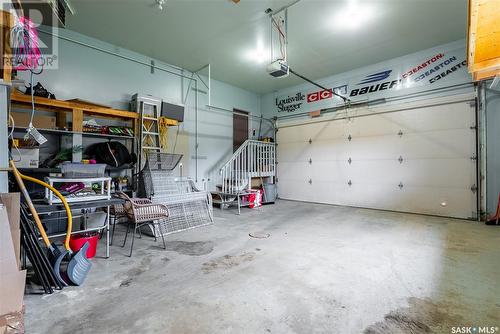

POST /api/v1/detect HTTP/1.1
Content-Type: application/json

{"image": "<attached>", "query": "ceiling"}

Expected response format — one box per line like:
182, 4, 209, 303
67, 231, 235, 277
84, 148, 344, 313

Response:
66, 0, 467, 94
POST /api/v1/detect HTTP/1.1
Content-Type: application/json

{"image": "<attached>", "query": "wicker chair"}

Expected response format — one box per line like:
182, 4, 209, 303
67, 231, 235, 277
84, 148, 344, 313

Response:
115, 192, 170, 257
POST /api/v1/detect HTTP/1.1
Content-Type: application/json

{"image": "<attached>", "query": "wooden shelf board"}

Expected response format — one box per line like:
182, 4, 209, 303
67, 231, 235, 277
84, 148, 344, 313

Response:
9, 126, 134, 140
10, 90, 138, 120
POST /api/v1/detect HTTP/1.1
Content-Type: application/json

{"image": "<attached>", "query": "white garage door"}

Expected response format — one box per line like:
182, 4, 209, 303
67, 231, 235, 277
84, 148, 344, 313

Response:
277, 100, 477, 219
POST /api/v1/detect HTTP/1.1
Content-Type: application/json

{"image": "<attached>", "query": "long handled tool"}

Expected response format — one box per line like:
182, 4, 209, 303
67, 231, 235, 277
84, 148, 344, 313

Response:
10, 160, 92, 286
20, 207, 64, 293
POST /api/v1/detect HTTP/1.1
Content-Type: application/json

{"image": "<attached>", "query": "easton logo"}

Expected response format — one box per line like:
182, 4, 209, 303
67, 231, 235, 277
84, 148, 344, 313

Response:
357, 70, 392, 85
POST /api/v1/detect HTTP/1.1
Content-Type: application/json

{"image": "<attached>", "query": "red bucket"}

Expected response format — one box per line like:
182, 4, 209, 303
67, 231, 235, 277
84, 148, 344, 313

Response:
69, 233, 99, 259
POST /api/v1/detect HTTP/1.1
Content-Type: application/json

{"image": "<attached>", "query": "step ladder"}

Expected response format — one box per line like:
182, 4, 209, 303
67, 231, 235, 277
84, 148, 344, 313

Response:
131, 94, 162, 172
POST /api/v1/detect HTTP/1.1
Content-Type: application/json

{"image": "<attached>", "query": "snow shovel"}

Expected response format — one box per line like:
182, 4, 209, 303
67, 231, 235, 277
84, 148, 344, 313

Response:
10, 160, 92, 286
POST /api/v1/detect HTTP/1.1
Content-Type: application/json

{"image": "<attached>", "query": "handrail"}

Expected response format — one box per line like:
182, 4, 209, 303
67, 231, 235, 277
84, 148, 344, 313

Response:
218, 140, 276, 194
220, 140, 274, 171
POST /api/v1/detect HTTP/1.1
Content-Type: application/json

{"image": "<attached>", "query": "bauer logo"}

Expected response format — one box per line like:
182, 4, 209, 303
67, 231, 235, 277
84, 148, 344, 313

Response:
357, 70, 393, 85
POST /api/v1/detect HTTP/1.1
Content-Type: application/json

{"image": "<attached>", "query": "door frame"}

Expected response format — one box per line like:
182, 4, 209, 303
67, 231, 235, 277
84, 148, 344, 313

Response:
233, 108, 249, 152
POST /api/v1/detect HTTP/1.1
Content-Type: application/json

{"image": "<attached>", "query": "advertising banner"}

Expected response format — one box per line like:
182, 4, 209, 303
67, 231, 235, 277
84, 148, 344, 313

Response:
273, 47, 469, 114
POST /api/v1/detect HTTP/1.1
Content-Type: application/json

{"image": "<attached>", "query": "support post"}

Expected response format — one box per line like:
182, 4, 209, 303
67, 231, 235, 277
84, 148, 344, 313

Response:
72, 108, 83, 162
0, 82, 10, 192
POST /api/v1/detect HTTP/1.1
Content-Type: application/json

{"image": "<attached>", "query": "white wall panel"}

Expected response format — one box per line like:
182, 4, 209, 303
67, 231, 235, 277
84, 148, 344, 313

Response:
277, 101, 477, 219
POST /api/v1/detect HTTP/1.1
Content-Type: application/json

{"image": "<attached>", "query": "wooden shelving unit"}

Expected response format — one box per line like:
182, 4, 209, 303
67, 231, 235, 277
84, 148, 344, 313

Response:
9, 89, 180, 196
467, 0, 500, 81
10, 89, 138, 132
10, 89, 139, 163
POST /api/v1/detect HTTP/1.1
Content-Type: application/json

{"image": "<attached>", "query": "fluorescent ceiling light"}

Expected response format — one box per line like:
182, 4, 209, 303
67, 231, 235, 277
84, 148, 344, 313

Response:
334, 2, 374, 29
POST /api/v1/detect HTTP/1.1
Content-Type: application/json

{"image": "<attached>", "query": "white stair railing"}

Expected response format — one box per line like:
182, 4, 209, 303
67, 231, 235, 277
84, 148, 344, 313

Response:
219, 140, 276, 194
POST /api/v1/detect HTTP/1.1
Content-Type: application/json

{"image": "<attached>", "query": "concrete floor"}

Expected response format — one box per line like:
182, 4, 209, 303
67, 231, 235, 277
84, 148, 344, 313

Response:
25, 200, 500, 334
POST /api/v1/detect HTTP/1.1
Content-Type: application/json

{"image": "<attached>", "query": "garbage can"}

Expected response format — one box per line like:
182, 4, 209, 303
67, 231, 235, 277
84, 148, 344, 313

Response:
262, 183, 276, 203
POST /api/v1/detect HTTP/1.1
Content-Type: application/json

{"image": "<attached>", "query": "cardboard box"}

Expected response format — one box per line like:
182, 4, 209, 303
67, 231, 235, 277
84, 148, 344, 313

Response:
11, 111, 56, 129
11, 148, 39, 168
0, 193, 20, 268
0, 207, 26, 317
251, 177, 262, 188
0, 308, 24, 334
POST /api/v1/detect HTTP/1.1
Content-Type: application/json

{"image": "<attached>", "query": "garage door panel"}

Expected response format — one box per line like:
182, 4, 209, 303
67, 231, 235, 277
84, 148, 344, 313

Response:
314, 120, 350, 141
401, 130, 474, 159
344, 160, 401, 184
278, 124, 319, 142
310, 181, 351, 205
310, 140, 351, 161
347, 137, 404, 160
388, 186, 475, 219
310, 161, 350, 182
347, 115, 401, 137
278, 142, 312, 162
343, 131, 474, 161
331, 159, 473, 188
278, 161, 310, 181
341, 101, 474, 137
388, 102, 475, 132
400, 159, 474, 187
278, 179, 316, 202
277, 100, 477, 219
343, 184, 474, 218
280, 140, 352, 162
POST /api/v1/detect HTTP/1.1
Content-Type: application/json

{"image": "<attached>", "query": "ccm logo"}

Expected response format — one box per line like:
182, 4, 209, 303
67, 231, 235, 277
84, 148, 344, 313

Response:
307, 89, 333, 103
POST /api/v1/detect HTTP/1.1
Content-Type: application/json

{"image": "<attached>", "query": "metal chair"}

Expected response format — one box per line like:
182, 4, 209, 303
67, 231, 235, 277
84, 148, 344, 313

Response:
137, 153, 213, 236
115, 192, 169, 257
110, 203, 128, 245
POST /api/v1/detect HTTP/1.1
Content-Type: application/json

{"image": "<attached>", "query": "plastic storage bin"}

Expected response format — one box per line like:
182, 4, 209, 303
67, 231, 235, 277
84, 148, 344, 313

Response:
69, 233, 99, 259
263, 183, 276, 203
60, 162, 106, 178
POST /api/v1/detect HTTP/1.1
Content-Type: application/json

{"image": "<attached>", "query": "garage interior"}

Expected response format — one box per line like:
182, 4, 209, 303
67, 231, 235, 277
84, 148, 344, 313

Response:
0, 0, 499, 333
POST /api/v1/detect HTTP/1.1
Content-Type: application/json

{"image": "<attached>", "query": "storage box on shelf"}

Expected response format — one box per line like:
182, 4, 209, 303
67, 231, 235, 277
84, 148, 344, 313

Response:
44, 177, 111, 204
11, 148, 39, 168
11, 111, 56, 129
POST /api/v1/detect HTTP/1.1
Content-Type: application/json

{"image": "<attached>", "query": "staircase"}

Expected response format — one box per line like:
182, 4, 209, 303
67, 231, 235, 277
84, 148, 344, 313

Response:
212, 140, 276, 209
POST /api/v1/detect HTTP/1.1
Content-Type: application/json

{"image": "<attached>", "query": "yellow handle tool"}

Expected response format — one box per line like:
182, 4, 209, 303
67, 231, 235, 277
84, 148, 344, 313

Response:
10, 160, 73, 251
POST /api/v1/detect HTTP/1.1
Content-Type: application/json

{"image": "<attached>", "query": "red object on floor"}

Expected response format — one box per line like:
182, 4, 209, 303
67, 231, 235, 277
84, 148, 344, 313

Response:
69, 233, 98, 258
486, 193, 500, 225
248, 193, 256, 208
248, 189, 262, 209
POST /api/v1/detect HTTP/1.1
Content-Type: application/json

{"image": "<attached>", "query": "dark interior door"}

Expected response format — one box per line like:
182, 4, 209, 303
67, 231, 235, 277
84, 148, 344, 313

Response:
233, 109, 249, 152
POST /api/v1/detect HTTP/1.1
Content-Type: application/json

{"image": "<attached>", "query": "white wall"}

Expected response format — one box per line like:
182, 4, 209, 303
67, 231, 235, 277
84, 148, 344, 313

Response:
16, 28, 262, 187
